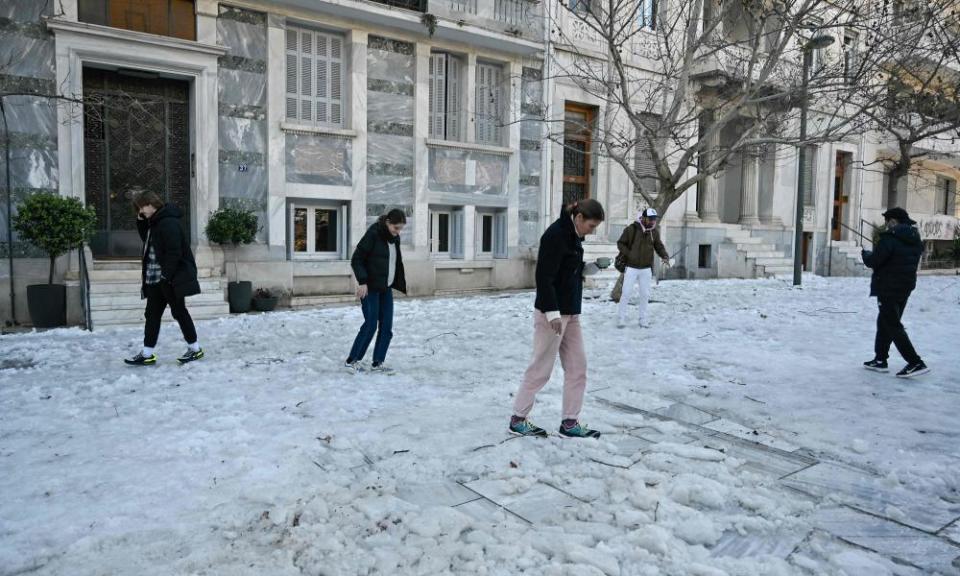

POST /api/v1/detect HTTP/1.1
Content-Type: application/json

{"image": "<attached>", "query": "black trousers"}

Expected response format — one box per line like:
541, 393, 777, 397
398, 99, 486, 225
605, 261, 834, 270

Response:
874, 296, 921, 364
143, 282, 197, 348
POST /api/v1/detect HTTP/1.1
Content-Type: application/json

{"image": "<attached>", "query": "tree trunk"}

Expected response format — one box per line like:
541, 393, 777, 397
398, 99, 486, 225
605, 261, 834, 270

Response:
48, 255, 55, 285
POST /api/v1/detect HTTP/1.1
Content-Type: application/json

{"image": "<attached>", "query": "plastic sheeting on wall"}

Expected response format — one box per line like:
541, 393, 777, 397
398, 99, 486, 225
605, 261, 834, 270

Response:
285, 133, 352, 186
217, 5, 268, 241
366, 36, 415, 243
428, 147, 509, 196
518, 66, 544, 246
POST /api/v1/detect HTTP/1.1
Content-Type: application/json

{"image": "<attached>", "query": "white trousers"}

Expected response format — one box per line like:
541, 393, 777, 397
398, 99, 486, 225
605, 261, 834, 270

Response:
618, 266, 652, 324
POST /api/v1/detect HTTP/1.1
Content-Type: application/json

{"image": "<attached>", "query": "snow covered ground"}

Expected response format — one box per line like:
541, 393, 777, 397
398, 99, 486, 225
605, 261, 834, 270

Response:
1, 275, 959, 575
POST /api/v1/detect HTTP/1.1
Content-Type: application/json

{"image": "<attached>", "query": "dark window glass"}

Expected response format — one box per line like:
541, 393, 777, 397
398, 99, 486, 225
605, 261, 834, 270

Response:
481, 215, 493, 253
438, 213, 450, 253
294, 208, 307, 252
315, 209, 338, 252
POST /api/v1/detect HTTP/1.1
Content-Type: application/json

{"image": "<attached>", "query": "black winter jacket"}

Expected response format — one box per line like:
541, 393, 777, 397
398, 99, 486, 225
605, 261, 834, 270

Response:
534, 210, 585, 316
351, 220, 407, 294
137, 204, 201, 299
862, 223, 924, 301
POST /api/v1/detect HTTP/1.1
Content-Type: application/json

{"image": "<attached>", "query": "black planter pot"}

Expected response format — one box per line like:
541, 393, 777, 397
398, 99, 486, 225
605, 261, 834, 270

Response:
27, 284, 67, 328
252, 296, 279, 312
228, 281, 252, 313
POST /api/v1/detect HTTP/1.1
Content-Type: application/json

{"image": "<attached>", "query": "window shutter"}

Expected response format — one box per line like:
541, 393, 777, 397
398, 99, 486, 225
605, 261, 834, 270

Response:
285, 29, 299, 121
494, 211, 508, 258
429, 54, 446, 139
451, 210, 465, 258
447, 56, 461, 141
948, 179, 957, 216
300, 30, 313, 122
802, 145, 817, 206
476, 63, 503, 145
330, 36, 343, 125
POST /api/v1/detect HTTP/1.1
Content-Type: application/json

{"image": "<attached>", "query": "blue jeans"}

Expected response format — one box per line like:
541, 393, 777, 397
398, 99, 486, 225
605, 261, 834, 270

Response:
348, 289, 394, 364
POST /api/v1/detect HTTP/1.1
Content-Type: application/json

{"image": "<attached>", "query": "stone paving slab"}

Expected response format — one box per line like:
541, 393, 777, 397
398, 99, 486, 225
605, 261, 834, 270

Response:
654, 402, 720, 425
703, 417, 801, 452
690, 434, 815, 479
463, 479, 581, 525
711, 528, 810, 560
943, 519, 960, 546
781, 462, 960, 533
809, 506, 960, 574
395, 481, 481, 508
453, 497, 530, 527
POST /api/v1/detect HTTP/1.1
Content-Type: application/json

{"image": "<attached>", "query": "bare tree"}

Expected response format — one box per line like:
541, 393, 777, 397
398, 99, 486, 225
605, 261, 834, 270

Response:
542, 0, 870, 216
847, 0, 960, 208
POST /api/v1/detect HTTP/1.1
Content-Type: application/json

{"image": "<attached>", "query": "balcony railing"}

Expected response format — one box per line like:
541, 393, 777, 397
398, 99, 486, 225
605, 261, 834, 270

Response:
371, 0, 428, 11
431, 0, 540, 37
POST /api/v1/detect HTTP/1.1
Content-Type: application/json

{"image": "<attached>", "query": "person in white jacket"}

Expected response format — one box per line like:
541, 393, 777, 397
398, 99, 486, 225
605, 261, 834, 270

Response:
616, 208, 669, 328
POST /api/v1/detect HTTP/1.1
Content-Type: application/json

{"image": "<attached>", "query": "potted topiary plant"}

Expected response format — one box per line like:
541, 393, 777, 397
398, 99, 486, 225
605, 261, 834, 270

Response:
205, 205, 258, 313
252, 287, 279, 312
13, 193, 97, 328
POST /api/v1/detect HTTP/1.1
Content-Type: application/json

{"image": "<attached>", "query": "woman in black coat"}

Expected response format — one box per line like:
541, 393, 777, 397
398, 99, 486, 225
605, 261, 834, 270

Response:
346, 209, 407, 374
124, 191, 203, 366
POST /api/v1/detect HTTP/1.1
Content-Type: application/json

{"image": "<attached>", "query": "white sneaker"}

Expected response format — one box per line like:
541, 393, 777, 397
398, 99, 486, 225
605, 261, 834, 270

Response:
370, 363, 395, 375
344, 361, 365, 374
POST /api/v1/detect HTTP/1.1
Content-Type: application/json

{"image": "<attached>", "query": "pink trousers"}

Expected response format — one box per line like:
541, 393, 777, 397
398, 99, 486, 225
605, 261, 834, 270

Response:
512, 312, 587, 420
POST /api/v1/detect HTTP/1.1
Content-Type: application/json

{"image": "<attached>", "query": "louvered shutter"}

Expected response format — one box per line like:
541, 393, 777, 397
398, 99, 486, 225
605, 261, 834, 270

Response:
285, 29, 299, 120
802, 145, 817, 205
451, 209, 465, 259
447, 56, 461, 141
300, 30, 313, 122
494, 211, 508, 258
330, 36, 343, 125
316, 33, 328, 124
429, 53, 446, 139
476, 63, 503, 145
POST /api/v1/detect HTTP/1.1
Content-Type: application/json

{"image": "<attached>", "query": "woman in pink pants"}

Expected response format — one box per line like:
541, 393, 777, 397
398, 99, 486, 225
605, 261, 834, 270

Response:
509, 199, 605, 439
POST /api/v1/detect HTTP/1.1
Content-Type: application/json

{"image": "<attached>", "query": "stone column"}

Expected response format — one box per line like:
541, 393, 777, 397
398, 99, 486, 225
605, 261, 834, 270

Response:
739, 147, 761, 226
697, 113, 721, 222
413, 43, 431, 251
348, 30, 369, 255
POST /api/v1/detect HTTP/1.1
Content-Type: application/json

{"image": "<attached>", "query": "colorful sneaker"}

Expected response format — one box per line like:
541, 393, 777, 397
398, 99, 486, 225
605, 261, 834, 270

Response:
509, 419, 548, 437
124, 352, 157, 366
863, 358, 888, 372
558, 422, 601, 439
896, 361, 929, 378
177, 349, 204, 364
370, 362, 395, 375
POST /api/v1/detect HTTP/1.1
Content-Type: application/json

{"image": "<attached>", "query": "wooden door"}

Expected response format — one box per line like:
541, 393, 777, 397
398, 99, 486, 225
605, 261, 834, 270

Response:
832, 152, 850, 241
562, 104, 594, 205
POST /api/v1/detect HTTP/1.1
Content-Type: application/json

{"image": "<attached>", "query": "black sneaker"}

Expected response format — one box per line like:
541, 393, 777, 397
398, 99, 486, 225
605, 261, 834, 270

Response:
863, 359, 889, 372
124, 352, 157, 366
177, 349, 204, 364
509, 419, 548, 437
558, 422, 601, 439
896, 361, 929, 378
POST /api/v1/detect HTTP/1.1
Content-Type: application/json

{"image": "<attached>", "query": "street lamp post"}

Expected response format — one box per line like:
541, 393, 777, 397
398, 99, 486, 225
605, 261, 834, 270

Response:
793, 35, 835, 286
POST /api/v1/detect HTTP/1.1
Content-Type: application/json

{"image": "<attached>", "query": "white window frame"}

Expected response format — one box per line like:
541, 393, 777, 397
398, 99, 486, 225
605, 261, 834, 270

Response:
289, 202, 349, 260
285, 26, 345, 128
475, 61, 504, 146
430, 208, 465, 259
936, 175, 957, 216
476, 210, 507, 259
842, 31, 858, 85
429, 52, 464, 142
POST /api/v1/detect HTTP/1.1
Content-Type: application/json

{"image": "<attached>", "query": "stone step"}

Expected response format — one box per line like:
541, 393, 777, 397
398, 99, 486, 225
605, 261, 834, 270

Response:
92, 259, 141, 271
760, 264, 795, 274
92, 302, 230, 327
738, 243, 778, 253
89, 279, 225, 295
290, 294, 356, 309
89, 267, 222, 282
754, 257, 794, 266
743, 251, 786, 259
90, 292, 226, 311
727, 235, 763, 244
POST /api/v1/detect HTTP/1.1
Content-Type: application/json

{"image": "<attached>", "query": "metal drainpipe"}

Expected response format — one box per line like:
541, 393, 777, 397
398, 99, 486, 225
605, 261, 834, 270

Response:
1, 98, 18, 326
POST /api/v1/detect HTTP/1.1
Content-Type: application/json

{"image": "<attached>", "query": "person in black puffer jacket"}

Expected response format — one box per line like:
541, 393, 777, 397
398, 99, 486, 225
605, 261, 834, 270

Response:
125, 190, 203, 366
861, 207, 928, 378
345, 209, 407, 374
509, 199, 607, 439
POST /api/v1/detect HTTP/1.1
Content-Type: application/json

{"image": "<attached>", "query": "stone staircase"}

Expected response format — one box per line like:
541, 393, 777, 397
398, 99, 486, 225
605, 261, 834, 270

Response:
826, 240, 870, 277
87, 260, 229, 328
721, 227, 794, 279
